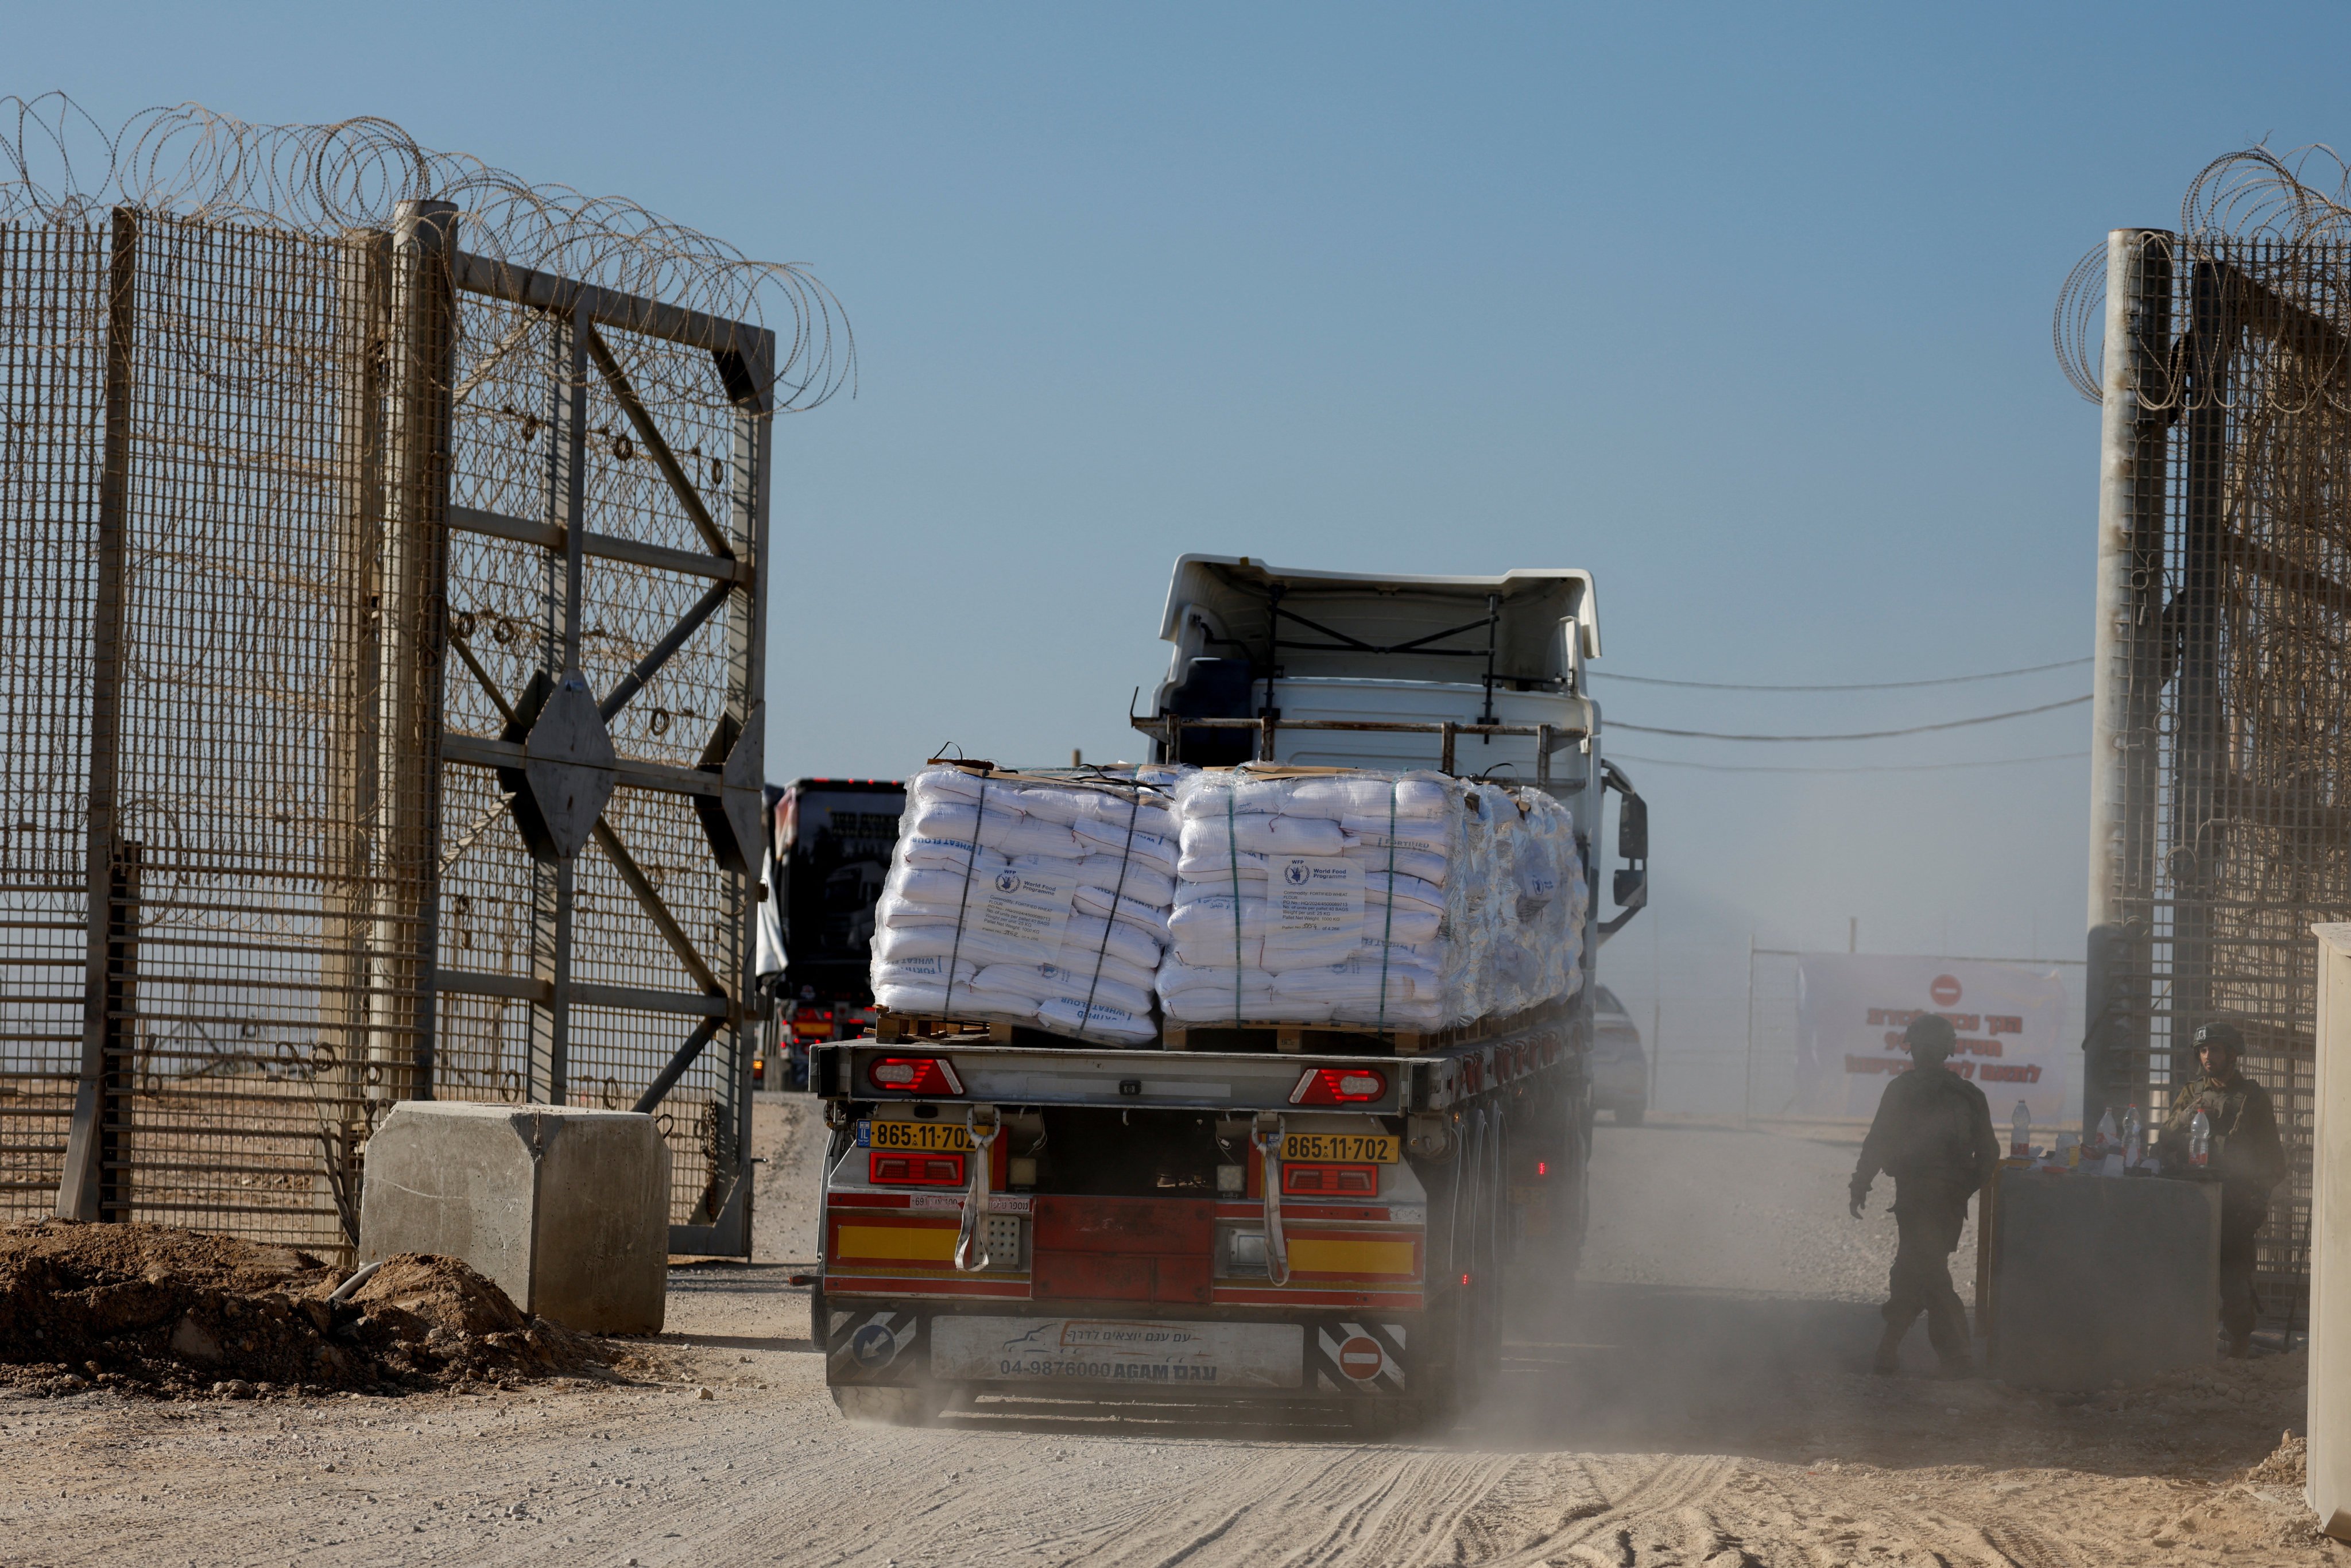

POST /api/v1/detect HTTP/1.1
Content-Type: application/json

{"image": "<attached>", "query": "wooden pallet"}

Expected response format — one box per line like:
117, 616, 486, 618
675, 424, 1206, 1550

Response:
1163, 1004, 1565, 1058
875, 1001, 1570, 1058
872, 1010, 1017, 1046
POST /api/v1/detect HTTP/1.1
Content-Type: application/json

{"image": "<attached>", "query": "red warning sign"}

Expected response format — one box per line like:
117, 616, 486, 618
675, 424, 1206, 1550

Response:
1337, 1335, 1384, 1380
1930, 974, 1962, 1006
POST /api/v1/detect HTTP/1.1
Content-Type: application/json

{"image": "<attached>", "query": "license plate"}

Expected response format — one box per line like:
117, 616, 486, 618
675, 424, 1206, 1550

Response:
929, 1317, 1303, 1389
858, 1120, 975, 1153
1280, 1132, 1400, 1164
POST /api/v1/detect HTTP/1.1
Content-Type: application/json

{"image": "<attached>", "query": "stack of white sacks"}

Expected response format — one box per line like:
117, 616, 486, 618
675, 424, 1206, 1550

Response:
867, 762, 1587, 1046
867, 765, 1186, 1045
1158, 769, 1586, 1031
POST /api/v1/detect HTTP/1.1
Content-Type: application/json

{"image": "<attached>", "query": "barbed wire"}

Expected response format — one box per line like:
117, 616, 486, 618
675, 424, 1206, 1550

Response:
2054, 239, 2110, 403
2052, 144, 2351, 410
0, 93, 854, 412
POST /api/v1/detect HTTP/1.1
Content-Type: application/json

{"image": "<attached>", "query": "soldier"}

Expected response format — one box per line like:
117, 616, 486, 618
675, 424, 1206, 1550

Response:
2158, 1019, 2286, 1358
1848, 1013, 2002, 1377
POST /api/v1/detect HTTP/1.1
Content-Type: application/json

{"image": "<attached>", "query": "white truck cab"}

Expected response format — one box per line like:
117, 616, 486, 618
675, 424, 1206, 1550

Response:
1134, 555, 1644, 938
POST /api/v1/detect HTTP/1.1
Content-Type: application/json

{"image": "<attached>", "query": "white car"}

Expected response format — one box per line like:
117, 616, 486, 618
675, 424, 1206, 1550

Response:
1591, 985, 1647, 1124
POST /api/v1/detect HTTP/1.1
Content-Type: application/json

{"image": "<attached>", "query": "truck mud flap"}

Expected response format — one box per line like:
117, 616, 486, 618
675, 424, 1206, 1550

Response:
827, 1307, 925, 1384
1306, 1317, 1408, 1396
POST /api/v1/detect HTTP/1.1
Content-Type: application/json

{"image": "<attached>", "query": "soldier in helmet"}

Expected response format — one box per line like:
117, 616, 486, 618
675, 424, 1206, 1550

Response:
1849, 1013, 2002, 1376
2158, 1019, 2286, 1357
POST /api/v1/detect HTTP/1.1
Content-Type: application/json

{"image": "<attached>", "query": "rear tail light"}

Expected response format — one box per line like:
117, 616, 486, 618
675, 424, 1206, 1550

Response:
1280, 1163, 1378, 1197
1289, 1067, 1388, 1105
867, 1056, 964, 1095
869, 1151, 967, 1186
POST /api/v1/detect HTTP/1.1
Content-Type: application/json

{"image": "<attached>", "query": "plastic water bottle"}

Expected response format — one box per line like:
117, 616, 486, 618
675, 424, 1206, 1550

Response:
2010, 1101, 2031, 1160
2124, 1103, 2145, 1167
2190, 1107, 2213, 1167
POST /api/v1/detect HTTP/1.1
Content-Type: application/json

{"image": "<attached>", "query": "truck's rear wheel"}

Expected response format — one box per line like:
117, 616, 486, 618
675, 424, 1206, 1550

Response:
830, 1385, 940, 1426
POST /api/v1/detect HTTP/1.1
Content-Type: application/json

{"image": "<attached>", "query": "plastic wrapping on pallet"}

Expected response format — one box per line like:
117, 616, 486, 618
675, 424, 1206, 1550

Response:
1159, 768, 1586, 1031
869, 764, 1188, 1046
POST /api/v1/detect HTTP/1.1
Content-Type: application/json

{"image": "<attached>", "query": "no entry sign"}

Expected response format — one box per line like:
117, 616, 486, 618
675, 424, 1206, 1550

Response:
1792, 954, 2070, 1124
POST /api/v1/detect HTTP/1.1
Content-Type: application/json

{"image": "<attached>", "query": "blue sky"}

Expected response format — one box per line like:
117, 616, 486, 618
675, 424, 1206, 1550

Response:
16, 3, 2349, 1102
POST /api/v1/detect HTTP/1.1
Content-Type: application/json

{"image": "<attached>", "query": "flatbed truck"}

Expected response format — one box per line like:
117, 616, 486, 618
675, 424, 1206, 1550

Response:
811, 558, 1646, 1431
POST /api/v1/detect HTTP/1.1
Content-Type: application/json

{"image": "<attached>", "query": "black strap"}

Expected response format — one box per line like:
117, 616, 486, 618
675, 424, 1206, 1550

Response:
1375, 779, 1397, 1037
1076, 787, 1142, 1037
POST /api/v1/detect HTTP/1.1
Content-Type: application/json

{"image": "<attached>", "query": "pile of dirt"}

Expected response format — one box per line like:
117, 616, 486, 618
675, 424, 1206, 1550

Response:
2244, 1428, 2308, 1488
0, 1221, 607, 1398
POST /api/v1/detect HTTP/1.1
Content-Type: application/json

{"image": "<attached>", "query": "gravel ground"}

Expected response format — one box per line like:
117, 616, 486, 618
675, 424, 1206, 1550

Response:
0, 1102, 2334, 1566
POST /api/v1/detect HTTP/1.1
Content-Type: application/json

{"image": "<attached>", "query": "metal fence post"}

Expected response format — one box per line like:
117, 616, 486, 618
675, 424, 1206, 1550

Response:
328, 228, 392, 1129
57, 208, 138, 1222
388, 199, 459, 1104
710, 332, 774, 1245
2170, 256, 2238, 1076
526, 305, 587, 1107
2083, 228, 2170, 1137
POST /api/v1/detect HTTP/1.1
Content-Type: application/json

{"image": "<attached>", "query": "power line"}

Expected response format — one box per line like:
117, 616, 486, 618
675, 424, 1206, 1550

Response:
1610, 694, 2090, 743
1590, 656, 2090, 692
1610, 749, 2088, 775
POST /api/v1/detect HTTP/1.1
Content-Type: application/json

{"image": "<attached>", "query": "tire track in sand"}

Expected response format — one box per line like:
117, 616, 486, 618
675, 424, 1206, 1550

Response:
1262, 1451, 1521, 1568
1437, 1453, 1740, 1566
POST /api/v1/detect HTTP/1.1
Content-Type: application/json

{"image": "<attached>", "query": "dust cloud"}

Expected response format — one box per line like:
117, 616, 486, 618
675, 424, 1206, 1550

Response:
1489, 1118, 1977, 1461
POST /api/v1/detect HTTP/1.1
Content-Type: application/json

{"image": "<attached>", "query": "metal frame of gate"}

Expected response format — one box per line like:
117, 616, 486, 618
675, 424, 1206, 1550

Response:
2082, 223, 2351, 1321
429, 219, 774, 1256
6, 119, 807, 1257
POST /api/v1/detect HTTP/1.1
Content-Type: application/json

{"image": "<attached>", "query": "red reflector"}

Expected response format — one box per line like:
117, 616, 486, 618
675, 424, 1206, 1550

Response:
1536, 1160, 1548, 1177
1461, 1273, 1471, 1287
869, 1151, 966, 1186
866, 1056, 964, 1095
1280, 1163, 1379, 1197
1288, 1067, 1389, 1105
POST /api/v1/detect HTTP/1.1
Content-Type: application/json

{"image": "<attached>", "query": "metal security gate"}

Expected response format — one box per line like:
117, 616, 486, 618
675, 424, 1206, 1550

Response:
433, 243, 775, 1254
0, 100, 845, 1257
2066, 148, 2351, 1322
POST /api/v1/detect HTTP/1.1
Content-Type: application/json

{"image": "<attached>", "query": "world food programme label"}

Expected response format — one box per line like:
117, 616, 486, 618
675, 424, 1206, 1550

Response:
972, 868, 1074, 959
929, 1317, 1303, 1388
1272, 855, 1361, 934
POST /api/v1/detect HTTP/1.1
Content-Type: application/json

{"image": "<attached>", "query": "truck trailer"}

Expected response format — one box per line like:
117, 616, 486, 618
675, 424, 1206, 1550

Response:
811, 557, 1646, 1431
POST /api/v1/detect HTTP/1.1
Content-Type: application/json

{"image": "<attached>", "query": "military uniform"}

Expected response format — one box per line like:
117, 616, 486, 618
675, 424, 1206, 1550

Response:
1850, 1056, 2002, 1373
2159, 1066, 2285, 1346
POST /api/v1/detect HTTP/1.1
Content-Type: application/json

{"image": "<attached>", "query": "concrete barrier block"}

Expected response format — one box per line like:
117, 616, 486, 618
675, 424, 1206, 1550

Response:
1986, 1165, 2219, 1391
359, 1102, 669, 1334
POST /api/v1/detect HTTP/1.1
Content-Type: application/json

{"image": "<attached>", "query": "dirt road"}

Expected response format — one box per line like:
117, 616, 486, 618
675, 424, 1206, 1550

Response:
2, 1103, 2334, 1566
